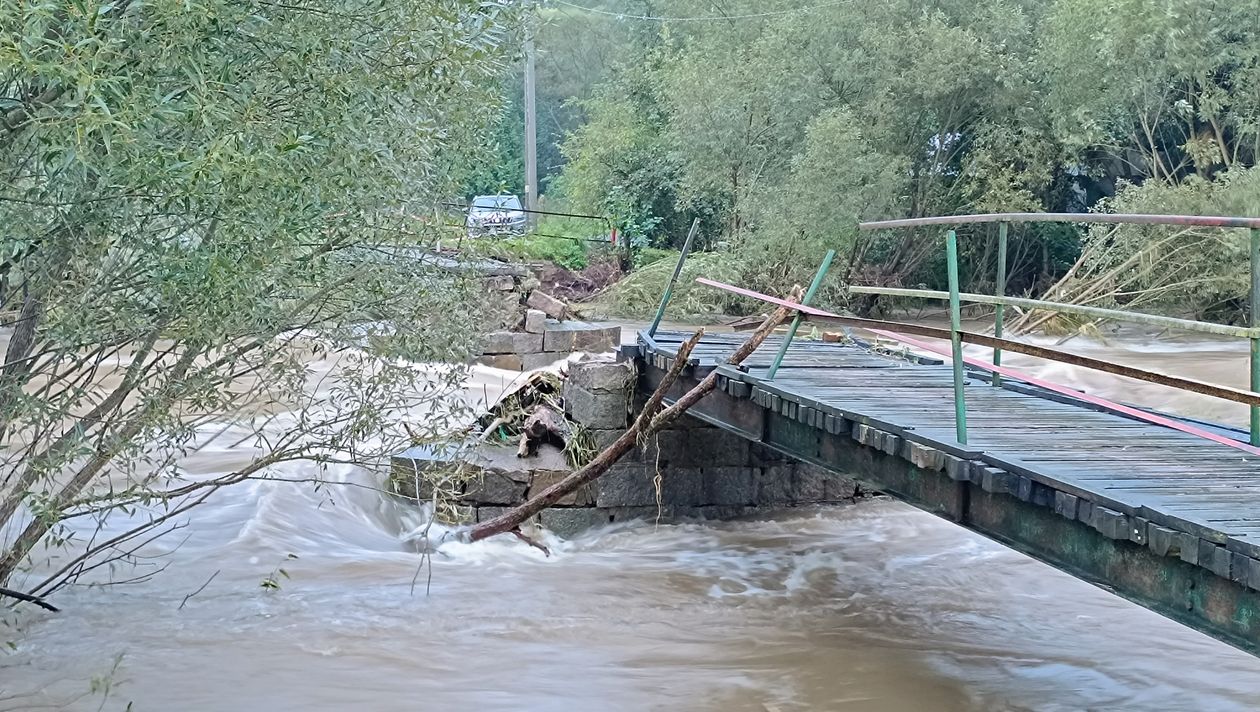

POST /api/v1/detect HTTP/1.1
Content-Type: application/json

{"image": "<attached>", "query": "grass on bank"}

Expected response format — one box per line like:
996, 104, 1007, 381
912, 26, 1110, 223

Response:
491, 216, 600, 270
458, 215, 762, 320
468, 213, 677, 273
584, 252, 758, 321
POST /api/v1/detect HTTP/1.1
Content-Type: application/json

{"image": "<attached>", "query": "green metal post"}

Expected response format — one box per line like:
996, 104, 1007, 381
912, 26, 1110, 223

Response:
647, 218, 701, 337
992, 221, 1009, 387
946, 229, 968, 444
1251, 228, 1260, 446
766, 249, 836, 381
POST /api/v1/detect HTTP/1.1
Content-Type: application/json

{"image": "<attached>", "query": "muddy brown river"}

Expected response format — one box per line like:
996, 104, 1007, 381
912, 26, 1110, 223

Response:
4, 326, 1260, 710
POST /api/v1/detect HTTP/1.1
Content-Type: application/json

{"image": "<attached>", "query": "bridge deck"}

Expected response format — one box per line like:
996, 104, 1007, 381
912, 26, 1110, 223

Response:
640, 330, 1260, 648
650, 330, 1260, 548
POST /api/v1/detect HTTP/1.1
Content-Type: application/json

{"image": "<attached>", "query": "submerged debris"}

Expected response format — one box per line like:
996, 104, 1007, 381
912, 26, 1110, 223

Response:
474, 366, 595, 468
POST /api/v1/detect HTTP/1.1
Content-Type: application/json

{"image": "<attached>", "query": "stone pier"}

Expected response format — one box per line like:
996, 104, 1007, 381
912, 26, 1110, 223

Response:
476, 319, 620, 371
391, 358, 861, 538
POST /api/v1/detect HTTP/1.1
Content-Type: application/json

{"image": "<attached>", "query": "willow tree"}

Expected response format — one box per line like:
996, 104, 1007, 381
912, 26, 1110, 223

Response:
556, 0, 1062, 299
0, 0, 516, 598
1039, 0, 1260, 181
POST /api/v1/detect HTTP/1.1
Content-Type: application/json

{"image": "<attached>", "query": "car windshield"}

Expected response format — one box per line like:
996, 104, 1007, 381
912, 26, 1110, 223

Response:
470, 196, 521, 212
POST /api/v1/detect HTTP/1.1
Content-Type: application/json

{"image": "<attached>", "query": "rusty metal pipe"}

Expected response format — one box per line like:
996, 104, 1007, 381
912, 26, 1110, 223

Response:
815, 315, 1260, 407
694, 278, 1260, 407
848, 285, 1260, 339
859, 213, 1260, 230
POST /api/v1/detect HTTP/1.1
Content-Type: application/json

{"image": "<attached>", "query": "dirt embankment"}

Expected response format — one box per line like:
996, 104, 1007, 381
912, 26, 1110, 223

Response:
530, 255, 624, 303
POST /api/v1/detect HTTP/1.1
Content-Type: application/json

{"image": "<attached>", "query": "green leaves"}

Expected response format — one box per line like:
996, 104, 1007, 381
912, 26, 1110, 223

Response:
555, 0, 1260, 313
0, 0, 518, 589
555, 0, 1051, 281
260, 554, 298, 591
1038, 0, 1260, 178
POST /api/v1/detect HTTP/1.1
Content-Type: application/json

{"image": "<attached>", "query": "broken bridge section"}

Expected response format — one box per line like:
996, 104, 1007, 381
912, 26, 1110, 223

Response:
634, 329, 1260, 656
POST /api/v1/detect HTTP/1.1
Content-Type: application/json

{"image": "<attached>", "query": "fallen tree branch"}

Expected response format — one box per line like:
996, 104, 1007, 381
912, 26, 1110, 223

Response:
179, 569, 220, 610
465, 288, 802, 545
0, 585, 59, 612
464, 330, 703, 543
511, 529, 551, 554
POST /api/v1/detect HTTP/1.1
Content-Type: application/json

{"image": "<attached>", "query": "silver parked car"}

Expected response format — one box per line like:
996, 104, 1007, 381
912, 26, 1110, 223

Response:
466, 194, 527, 237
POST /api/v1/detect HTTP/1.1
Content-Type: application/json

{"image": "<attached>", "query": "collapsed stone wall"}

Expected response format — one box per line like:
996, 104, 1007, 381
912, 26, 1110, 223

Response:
476, 318, 620, 371
391, 358, 861, 538
478, 271, 529, 331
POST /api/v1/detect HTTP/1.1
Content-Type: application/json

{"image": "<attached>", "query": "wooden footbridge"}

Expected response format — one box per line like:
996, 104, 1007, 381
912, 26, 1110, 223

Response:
635, 212, 1260, 655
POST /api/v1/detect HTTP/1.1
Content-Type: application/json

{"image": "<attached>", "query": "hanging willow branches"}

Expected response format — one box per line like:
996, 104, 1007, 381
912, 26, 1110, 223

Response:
0, 0, 518, 597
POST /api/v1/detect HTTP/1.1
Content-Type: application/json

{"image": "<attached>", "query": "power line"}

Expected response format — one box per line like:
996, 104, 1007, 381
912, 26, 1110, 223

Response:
549, 0, 853, 22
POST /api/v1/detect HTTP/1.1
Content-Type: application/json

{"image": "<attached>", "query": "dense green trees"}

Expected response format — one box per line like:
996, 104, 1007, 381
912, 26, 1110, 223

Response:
550, 0, 1260, 316
1041, 0, 1260, 182
460, 5, 636, 198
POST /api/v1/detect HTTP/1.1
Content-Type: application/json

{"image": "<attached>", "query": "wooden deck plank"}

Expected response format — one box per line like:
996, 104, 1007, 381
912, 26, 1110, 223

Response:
650, 330, 1260, 557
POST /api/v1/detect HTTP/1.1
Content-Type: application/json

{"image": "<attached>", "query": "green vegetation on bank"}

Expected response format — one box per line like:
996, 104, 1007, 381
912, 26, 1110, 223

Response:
499, 218, 600, 271
476, 0, 1260, 322
471, 214, 679, 277
586, 253, 742, 321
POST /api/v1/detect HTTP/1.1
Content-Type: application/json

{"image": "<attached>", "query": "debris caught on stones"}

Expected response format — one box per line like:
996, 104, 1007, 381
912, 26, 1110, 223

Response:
475, 369, 564, 445
517, 405, 571, 457
472, 368, 593, 467
463, 286, 804, 549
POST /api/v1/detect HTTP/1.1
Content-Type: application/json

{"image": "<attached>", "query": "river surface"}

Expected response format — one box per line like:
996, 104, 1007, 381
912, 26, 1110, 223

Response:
4, 327, 1260, 710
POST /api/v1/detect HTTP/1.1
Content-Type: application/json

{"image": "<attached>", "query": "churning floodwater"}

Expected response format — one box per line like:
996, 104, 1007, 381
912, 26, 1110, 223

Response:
4, 327, 1260, 711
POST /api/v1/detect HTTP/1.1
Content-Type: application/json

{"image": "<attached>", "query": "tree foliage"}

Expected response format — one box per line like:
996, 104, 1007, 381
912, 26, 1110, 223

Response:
1024, 168, 1260, 330
1040, 0, 1260, 181
457, 5, 638, 198
0, 0, 515, 592
553, 0, 1260, 317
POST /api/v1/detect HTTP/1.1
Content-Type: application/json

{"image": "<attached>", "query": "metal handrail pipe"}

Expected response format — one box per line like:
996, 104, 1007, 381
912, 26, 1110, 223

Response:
858, 213, 1260, 230
849, 286, 1260, 339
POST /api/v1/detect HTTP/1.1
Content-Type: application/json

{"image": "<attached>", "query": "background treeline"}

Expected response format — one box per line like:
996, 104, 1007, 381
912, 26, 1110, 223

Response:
473, 0, 1260, 321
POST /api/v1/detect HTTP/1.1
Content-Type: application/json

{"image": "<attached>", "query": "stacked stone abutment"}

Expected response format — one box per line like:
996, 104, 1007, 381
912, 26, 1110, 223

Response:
560, 359, 862, 532
391, 358, 862, 538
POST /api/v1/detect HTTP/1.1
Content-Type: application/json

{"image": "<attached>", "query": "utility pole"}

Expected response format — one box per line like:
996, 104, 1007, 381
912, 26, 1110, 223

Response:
523, 3, 538, 229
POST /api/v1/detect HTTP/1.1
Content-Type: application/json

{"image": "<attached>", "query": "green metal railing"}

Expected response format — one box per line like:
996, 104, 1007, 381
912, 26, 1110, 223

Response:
646, 211, 1260, 448
648, 218, 838, 375
851, 213, 1260, 446
647, 217, 701, 337
1252, 227, 1260, 445
993, 221, 1008, 387
766, 250, 835, 380
945, 229, 967, 441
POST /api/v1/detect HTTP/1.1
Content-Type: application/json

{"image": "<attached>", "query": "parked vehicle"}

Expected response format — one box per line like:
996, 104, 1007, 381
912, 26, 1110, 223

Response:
466, 194, 527, 237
